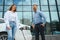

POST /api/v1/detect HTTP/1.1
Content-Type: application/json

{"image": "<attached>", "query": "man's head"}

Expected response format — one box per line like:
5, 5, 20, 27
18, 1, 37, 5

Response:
33, 4, 38, 12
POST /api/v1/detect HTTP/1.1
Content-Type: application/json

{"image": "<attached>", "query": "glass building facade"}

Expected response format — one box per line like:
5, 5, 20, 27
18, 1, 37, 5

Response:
0, 0, 60, 35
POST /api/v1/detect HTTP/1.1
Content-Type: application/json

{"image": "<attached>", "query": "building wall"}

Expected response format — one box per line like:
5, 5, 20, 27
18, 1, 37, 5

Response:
0, 0, 60, 35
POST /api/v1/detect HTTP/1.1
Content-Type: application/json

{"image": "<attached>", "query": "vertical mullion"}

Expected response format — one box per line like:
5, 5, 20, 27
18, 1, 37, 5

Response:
2, 0, 5, 18
55, 0, 60, 22
47, 0, 52, 34
22, 0, 24, 24
31, 0, 32, 25
31, 0, 33, 25
39, 0, 41, 11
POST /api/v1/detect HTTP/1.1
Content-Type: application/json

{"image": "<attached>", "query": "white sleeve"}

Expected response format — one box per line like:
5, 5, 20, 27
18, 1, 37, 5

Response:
4, 12, 10, 27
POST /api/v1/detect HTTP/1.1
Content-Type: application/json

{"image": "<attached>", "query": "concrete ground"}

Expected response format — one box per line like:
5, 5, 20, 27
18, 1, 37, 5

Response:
32, 35, 60, 40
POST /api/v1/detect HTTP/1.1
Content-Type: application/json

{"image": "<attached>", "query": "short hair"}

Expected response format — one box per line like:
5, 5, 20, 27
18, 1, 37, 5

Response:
9, 4, 16, 12
33, 4, 38, 6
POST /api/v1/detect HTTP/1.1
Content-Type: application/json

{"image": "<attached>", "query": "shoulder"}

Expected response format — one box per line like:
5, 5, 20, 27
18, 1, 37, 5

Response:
37, 11, 45, 16
15, 12, 17, 15
37, 11, 42, 15
37, 11, 43, 14
4, 11, 10, 15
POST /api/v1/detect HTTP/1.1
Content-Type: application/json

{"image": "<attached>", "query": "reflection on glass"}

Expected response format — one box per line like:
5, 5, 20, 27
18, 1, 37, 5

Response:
59, 12, 60, 22
0, 6, 3, 11
17, 6, 22, 11
49, 0, 55, 5
4, 6, 10, 11
59, 12, 60, 14
51, 12, 59, 21
43, 12, 50, 22
23, 12, 32, 25
0, 12, 2, 18
59, 12, 60, 17
41, 0, 48, 5
14, 0, 22, 5
32, 0, 39, 5
59, 12, 60, 21
16, 12, 22, 23
57, 0, 60, 5
5, 0, 13, 5
50, 6, 57, 11
0, 0, 3, 5
23, 0, 31, 5
58, 6, 60, 11
41, 6, 48, 11
23, 6, 31, 11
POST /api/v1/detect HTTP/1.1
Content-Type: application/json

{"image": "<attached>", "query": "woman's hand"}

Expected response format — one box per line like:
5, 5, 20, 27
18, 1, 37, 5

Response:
7, 26, 11, 30
32, 24, 35, 29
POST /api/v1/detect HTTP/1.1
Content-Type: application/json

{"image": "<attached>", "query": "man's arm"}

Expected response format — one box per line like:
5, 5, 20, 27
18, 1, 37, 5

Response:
40, 11, 46, 24
32, 17, 35, 29
39, 11, 46, 27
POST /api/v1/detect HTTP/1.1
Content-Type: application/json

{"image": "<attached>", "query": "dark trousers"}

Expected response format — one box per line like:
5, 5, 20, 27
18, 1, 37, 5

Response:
35, 23, 45, 40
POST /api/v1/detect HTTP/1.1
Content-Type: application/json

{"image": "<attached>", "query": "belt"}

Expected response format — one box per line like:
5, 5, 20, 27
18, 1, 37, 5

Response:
35, 22, 43, 25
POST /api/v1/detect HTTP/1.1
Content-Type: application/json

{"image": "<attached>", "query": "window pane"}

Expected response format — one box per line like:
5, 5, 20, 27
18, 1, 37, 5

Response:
23, 12, 32, 25
59, 11, 60, 14
43, 12, 51, 34
0, 0, 3, 5
58, 6, 60, 11
41, 0, 48, 5
51, 12, 59, 21
41, 6, 48, 11
57, 0, 60, 5
16, 12, 22, 23
0, 12, 2, 18
17, 6, 22, 11
59, 12, 60, 17
4, 6, 10, 11
43, 12, 50, 22
14, 0, 22, 5
0, 6, 3, 11
49, 0, 55, 5
59, 12, 60, 21
23, 0, 31, 5
50, 6, 57, 12
23, 6, 31, 11
32, 0, 39, 5
5, 0, 13, 5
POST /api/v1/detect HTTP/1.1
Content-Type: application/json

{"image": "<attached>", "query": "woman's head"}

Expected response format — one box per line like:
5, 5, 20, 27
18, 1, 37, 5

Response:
9, 4, 16, 12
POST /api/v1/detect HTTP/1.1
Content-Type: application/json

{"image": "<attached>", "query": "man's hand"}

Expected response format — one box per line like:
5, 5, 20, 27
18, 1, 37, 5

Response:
6, 26, 11, 30
32, 24, 35, 29
40, 24, 45, 27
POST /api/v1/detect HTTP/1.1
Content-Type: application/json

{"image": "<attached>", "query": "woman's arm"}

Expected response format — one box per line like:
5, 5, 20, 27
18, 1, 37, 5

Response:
4, 12, 11, 30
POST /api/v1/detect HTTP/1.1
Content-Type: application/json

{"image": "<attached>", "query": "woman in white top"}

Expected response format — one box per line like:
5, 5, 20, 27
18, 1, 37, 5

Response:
4, 4, 19, 40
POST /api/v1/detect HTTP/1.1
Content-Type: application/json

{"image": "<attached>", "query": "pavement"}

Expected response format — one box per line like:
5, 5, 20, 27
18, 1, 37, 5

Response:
32, 35, 60, 40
